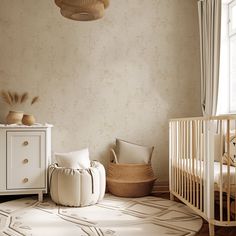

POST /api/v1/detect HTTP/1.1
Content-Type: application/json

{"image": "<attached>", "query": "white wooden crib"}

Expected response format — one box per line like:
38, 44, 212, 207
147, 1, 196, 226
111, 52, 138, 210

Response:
169, 115, 236, 236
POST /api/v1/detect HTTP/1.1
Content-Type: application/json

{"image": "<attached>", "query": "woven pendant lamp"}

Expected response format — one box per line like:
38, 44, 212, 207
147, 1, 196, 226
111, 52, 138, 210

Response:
55, 0, 110, 21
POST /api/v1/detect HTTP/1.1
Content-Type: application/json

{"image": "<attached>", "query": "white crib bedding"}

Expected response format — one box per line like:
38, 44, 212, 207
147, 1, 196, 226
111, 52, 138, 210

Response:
174, 159, 236, 188
214, 162, 236, 188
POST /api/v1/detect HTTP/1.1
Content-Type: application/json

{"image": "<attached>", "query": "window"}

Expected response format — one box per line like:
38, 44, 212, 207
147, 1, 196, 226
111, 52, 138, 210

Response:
229, 1, 236, 34
218, 0, 236, 114
229, 0, 236, 112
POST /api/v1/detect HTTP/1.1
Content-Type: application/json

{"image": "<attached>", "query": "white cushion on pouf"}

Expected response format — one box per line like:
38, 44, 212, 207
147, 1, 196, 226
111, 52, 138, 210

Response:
54, 148, 90, 169
49, 161, 106, 207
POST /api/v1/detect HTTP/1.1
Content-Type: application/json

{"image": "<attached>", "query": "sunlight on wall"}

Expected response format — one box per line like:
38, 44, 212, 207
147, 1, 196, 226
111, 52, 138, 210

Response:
0, 0, 201, 181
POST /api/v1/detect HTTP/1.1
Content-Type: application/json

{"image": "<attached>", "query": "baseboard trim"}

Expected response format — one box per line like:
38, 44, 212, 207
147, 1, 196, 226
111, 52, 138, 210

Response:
152, 181, 169, 194
106, 181, 169, 195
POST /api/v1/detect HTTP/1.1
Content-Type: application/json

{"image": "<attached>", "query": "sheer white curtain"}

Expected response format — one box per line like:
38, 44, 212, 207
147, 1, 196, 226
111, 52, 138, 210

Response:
198, 0, 222, 116
217, 2, 229, 115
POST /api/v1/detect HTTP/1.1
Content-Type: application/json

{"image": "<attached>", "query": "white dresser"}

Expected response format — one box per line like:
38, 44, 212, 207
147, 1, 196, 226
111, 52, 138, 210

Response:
0, 124, 52, 201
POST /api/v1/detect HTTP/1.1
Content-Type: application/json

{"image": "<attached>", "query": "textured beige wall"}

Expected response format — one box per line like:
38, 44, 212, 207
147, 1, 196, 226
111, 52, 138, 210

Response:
0, 0, 201, 181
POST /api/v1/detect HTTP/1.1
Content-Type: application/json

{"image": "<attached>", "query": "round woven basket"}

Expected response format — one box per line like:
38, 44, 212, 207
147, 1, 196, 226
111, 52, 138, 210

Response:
107, 162, 157, 197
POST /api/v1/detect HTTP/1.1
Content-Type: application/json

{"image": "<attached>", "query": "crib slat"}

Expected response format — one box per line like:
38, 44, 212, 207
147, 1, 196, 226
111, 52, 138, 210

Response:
173, 121, 176, 195
179, 121, 182, 197
193, 120, 195, 207
196, 120, 199, 209
201, 120, 205, 213
172, 121, 177, 193
183, 121, 186, 200
169, 122, 173, 195
198, 120, 201, 209
176, 121, 178, 195
194, 120, 196, 208
175, 121, 177, 194
227, 119, 230, 222
185, 121, 188, 202
183, 121, 185, 199
187, 120, 190, 203
190, 120, 193, 205
183, 121, 186, 199
179, 120, 182, 196
219, 119, 223, 222
235, 123, 236, 220
203, 120, 207, 216
181, 121, 184, 198
175, 121, 178, 194
200, 120, 203, 212
177, 121, 180, 195
172, 122, 175, 193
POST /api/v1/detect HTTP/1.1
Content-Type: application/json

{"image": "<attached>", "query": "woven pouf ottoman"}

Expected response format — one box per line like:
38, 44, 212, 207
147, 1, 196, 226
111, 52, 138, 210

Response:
49, 161, 106, 207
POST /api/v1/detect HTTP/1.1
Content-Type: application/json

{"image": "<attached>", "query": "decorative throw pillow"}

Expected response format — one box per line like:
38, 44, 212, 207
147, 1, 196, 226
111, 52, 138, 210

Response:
116, 139, 154, 164
223, 134, 236, 167
54, 148, 90, 169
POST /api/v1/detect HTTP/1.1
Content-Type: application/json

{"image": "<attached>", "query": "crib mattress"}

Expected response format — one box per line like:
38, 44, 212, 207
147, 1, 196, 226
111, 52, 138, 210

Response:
173, 159, 236, 188
214, 162, 236, 187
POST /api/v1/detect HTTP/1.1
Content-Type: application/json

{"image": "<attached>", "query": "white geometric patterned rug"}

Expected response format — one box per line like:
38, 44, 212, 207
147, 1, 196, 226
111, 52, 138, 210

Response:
0, 194, 202, 236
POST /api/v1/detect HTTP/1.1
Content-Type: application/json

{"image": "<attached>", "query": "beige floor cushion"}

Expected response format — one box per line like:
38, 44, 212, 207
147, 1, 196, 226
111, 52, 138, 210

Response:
49, 161, 106, 207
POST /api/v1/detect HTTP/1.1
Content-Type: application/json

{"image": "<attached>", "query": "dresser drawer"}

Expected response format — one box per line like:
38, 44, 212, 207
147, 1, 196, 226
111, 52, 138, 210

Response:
6, 131, 46, 189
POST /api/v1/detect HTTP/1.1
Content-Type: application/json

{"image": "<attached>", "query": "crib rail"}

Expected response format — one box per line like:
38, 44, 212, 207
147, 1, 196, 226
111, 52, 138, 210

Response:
169, 116, 236, 231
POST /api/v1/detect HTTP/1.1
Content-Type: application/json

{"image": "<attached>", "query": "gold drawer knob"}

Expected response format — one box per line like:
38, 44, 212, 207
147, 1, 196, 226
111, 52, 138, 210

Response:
23, 141, 29, 146
23, 159, 29, 164
23, 178, 29, 183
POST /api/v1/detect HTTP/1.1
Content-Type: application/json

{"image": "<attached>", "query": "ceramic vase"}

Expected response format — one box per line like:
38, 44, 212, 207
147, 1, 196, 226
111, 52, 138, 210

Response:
22, 114, 36, 126
6, 111, 24, 124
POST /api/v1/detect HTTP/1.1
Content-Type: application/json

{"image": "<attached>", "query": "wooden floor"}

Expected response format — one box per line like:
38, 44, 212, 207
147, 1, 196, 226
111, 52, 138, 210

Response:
196, 220, 236, 236
1, 193, 236, 235
153, 192, 236, 236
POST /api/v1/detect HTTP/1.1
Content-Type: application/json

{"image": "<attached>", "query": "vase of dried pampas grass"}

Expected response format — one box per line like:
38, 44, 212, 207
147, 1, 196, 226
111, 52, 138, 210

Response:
21, 96, 39, 126
6, 110, 24, 124
1, 90, 39, 125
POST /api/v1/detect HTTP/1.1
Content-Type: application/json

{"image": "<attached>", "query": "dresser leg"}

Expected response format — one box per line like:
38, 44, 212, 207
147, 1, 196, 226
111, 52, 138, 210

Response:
38, 192, 43, 202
